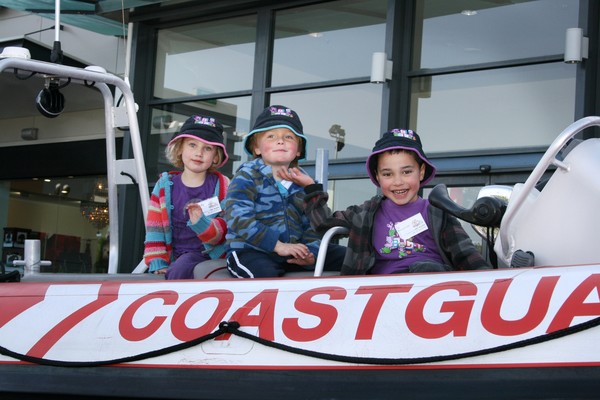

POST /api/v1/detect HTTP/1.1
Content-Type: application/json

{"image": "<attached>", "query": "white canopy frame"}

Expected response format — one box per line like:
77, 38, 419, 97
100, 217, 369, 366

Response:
0, 56, 149, 274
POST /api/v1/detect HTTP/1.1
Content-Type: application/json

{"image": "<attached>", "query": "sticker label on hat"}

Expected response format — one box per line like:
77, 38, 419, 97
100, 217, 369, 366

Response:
193, 116, 217, 127
396, 213, 428, 239
391, 129, 416, 140
269, 106, 294, 118
197, 196, 222, 215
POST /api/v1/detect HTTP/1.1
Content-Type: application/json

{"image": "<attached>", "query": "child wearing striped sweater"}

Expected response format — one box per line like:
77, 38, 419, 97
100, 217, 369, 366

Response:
143, 114, 230, 279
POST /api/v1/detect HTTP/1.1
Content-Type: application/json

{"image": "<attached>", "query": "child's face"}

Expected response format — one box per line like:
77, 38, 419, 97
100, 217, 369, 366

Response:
180, 137, 218, 174
375, 150, 425, 206
253, 128, 301, 167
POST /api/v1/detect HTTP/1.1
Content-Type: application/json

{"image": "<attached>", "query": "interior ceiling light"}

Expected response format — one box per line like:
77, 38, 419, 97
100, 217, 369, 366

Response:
461, 10, 478, 16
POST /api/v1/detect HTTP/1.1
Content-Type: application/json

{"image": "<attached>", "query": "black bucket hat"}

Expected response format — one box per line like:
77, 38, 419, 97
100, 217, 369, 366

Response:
243, 105, 308, 160
168, 115, 229, 167
366, 129, 436, 187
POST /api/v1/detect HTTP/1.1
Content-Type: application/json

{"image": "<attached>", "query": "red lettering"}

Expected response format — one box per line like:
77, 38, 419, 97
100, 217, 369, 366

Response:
171, 290, 234, 341
354, 285, 412, 340
282, 286, 346, 342
406, 281, 476, 339
120, 290, 178, 341
226, 289, 278, 340
547, 273, 600, 332
28, 282, 121, 357
482, 276, 559, 336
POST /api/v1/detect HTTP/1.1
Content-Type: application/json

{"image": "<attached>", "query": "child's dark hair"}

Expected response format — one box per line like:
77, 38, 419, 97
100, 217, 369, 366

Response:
371, 149, 423, 179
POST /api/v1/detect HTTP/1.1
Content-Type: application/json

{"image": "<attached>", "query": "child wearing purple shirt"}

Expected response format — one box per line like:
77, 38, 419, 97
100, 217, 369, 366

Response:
143, 115, 230, 279
281, 129, 491, 275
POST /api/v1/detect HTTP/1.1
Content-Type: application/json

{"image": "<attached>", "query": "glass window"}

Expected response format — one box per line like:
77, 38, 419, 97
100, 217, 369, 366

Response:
323, 178, 376, 247
414, 0, 579, 69
272, 0, 387, 86
3, 176, 110, 275
154, 15, 257, 98
270, 83, 383, 162
330, 178, 376, 211
411, 63, 577, 153
149, 97, 251, 178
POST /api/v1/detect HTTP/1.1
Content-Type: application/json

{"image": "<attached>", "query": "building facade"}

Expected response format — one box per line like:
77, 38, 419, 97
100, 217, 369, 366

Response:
1, 0, 598, 273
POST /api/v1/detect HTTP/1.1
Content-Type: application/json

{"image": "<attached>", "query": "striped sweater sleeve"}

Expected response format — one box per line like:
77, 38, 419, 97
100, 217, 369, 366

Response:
143, 177, 172, 271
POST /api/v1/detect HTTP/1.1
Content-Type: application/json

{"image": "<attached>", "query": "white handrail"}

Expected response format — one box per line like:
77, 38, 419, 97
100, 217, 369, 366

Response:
313, 226, 349, 277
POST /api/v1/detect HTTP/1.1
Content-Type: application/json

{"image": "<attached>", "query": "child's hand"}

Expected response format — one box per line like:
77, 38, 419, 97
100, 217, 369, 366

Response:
274, 241, 311, 259
278, 167, 314, 188
287, 253, 315, 266
186, 203, 204, 224
154, 268, 167, 275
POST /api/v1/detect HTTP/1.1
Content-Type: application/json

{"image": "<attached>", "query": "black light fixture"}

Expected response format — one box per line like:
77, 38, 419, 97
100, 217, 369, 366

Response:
35, 0, 65, 119
328, 124, 346, 152
53, 183, 70, 196
36, 77, 65, 118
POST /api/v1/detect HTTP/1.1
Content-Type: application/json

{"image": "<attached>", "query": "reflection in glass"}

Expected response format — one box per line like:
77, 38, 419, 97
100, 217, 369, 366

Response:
149, 97, 251, 178
80, 178, 109, 230
155, 15, 256, 98
272, 0, 387, 86
411, 63, 576, 153
6, 176, 110, 274
414, 0, 579, 69
271, 83, 383, 161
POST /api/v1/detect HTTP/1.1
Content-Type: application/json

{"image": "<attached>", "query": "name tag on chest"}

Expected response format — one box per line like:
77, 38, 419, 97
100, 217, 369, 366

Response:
396, 213, 428, 239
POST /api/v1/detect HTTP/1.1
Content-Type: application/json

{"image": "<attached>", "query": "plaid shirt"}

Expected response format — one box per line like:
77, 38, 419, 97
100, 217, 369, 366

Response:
304, 184, 491, 275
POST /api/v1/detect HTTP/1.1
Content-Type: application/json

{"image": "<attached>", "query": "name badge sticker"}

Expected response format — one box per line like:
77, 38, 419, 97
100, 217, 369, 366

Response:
198, 196, 222, 215
396, 213, 428, 239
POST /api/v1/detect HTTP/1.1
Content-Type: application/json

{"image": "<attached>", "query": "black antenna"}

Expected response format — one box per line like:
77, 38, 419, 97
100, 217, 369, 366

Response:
50, 0, 63, 64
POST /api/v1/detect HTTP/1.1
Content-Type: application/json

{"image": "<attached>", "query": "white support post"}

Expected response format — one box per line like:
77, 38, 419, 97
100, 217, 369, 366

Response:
315, 148, 329, 193
12, 240, 52, 275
